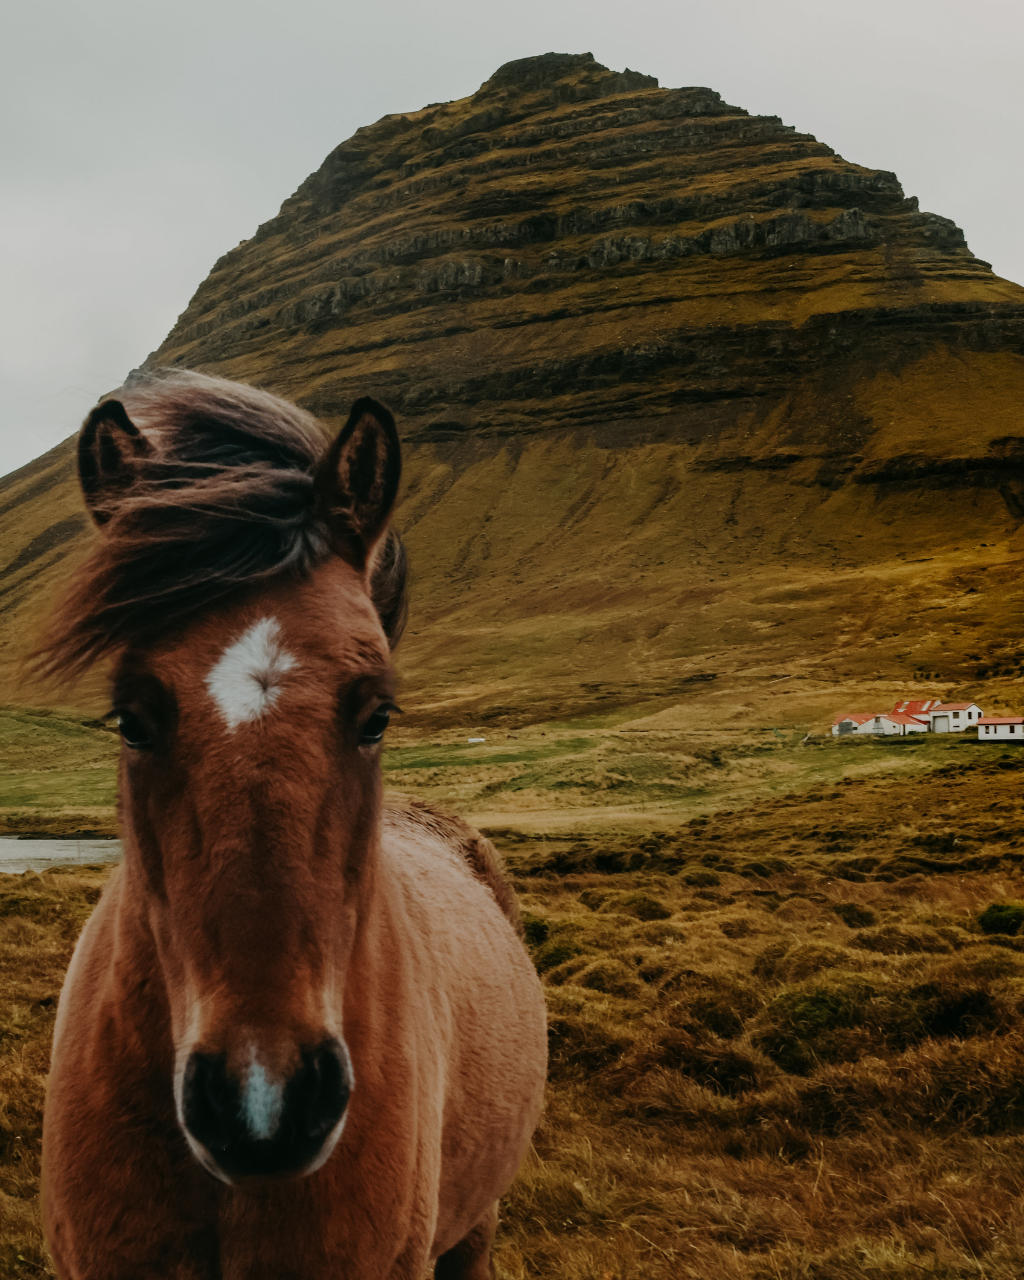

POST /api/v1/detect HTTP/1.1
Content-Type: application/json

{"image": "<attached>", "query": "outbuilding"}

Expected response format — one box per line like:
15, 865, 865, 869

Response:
881, 712, 930, 736
978, 717, 1024, 741
929, 702, 984, 733
832, 713, 880, 736
831, 711, 928, 736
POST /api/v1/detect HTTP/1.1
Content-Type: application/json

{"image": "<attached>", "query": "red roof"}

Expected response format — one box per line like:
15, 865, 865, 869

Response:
886, 713, 929, 726
978, 717, 1024, 725
932, 703, 983, 712
833, 712, 879, 725
893, 699, 941, 715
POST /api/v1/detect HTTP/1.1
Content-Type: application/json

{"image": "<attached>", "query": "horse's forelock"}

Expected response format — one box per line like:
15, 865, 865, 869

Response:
32, 372, 408, 682
122, 371, 327, 472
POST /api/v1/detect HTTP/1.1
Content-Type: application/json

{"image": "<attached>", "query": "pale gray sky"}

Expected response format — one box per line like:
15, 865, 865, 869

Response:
2, 0, 1021, 476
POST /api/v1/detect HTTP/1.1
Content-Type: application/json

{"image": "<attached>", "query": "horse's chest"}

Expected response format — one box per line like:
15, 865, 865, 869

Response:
213, 1173, 436, 1280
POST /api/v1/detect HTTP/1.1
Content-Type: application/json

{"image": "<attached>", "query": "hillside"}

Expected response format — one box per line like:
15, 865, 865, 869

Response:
2, 51, 1024, 729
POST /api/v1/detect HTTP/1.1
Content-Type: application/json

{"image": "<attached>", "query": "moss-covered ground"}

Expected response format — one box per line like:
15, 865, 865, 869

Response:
6, 749, 1024, 1275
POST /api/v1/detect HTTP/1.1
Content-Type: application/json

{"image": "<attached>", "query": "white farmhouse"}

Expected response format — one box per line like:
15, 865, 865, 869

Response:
928, 702, 985, 733
978, 716, 1024, 741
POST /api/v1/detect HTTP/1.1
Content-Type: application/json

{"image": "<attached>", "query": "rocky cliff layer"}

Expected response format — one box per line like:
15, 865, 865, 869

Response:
143, 51, 1022, 444
3, 53, 1024, 730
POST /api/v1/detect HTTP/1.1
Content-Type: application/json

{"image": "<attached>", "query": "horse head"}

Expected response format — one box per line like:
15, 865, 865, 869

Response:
52, 375, 406, 1183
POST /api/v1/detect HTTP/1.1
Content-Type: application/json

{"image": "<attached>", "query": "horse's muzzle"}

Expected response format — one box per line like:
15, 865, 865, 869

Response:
181, 1038, 352, 1180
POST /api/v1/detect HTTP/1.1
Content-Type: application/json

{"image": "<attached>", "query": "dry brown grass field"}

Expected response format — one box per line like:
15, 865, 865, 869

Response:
6, 739, 1024, 1277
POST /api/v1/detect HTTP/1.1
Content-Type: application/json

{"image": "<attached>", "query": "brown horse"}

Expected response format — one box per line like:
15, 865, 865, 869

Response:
37, 373, 547, 1279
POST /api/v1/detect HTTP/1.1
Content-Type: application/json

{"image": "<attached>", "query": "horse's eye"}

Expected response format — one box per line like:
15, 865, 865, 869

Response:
117, 711, 153, 750
359, 708, 390, 746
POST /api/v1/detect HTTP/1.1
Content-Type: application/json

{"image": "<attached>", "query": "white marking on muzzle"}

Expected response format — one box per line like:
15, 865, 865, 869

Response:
244, 1057, 284, 1141
205, 616, 298, 731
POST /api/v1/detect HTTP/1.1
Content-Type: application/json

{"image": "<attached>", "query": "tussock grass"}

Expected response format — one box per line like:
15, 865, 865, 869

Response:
491, 858, 1024, 1276
0, 869, 103, 1277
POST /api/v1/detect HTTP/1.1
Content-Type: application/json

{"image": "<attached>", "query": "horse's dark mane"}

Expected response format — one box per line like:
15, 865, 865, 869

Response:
34, 371, 408, 681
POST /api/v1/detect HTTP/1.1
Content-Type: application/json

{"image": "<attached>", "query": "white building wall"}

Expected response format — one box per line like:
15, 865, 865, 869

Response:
875, 716, 904, 736
877, 716, 929, 736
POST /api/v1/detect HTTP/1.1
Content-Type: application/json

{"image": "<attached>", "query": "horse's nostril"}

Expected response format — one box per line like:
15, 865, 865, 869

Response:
294, 1040, 350, 1143
202, 1064, 232, 1118
181, 1039, 352, 1179
183, 1052, 238, 1156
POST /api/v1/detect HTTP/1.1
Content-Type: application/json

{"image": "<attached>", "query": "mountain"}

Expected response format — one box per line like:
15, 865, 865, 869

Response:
3, 52, 1024, 728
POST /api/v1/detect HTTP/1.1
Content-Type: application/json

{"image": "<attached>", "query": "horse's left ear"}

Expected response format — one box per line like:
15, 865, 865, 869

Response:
78, 399, 154, 527
315, 397, 402, 571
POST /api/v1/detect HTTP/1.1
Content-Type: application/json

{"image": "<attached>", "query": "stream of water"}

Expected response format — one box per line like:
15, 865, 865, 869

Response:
0, 838, 122, 875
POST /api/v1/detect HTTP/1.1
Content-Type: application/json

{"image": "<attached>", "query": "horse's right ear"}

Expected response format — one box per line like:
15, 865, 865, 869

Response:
78, 399, 153, 527
315, 397, 402, 572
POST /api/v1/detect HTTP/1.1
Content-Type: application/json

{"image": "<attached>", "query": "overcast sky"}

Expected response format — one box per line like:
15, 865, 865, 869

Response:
2, 0, 1021, 477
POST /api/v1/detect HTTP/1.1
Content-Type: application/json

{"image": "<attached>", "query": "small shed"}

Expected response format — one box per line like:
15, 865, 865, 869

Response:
832, 713, 879, 736
831, 712, 927, 736
978, 716, 1024, 741
929, 702, 984, 733
883, 712, 929, 736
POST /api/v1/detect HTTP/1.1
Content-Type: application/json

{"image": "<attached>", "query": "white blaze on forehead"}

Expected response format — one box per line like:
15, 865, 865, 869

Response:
243, 1058, 284, 1141
205, 617, 298, 731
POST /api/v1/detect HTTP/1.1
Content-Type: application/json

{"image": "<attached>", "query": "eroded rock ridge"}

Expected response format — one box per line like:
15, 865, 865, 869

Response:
145, 52, 1018, 438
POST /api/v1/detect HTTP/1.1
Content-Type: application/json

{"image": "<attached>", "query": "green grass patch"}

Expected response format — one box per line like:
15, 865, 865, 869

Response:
0, 705, 119, 813
0, 770, 118, 808
978, 901, 1024, 936
383, 736, 596, 772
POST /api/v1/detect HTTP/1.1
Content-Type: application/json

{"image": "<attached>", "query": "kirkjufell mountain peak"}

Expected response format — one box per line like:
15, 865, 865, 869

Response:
2, 52, 1023, 728
136, 50, 1016, 446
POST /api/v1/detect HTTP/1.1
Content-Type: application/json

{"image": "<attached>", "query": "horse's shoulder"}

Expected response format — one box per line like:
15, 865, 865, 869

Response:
382, 794, 522, 936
